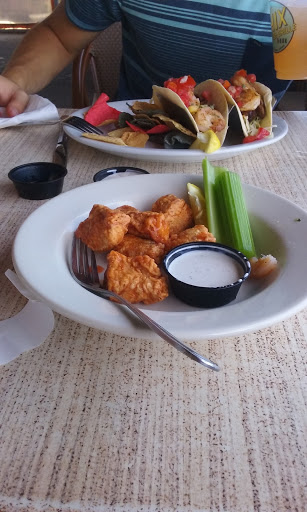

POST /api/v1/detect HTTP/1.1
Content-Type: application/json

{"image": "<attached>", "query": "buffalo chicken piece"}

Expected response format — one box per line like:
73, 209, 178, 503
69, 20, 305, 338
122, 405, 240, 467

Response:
116, 206, 170, 243
104, 250, 168, 304
116, 204, 139, 215
125, 210, 170, 243
75, 204, 130, 252
113, 234, 165, 264
165, 225, 216, 253
151, 194, 194, 234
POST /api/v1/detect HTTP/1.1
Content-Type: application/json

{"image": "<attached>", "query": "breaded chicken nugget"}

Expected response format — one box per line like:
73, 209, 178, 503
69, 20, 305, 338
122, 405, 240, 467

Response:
151, 194, 194, 235
75, 204, 130, 252
104, 250, 169, 304
127, 210, 170, 243
116, 205, 139, 215
165, 225, 216, 253
113, 234, 165, 264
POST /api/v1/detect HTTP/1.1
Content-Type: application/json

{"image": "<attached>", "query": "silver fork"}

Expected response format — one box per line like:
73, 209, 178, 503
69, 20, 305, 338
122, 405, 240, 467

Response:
70, 236, 220, 371
63, 116, 104, 135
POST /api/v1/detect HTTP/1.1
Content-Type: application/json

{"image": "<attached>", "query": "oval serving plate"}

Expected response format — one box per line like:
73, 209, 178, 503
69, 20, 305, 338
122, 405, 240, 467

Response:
63, 103, 288, 163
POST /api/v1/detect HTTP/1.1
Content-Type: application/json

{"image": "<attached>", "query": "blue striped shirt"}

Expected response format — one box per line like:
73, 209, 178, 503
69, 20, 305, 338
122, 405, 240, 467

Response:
66, 0, 274, 100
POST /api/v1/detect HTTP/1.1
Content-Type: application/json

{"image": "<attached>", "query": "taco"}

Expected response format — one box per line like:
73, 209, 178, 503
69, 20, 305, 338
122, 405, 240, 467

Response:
200, 70, 273, 141
152, 76, 229, 146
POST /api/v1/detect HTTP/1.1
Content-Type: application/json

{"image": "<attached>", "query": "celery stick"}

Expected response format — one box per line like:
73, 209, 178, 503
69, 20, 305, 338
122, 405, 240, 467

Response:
216, 171, 256, 258
202, 158, 228, 243
202, 158, 256, 259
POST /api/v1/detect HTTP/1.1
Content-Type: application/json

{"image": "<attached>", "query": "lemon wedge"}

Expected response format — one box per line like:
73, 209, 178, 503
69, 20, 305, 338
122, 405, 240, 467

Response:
189, 129, 221, 153
187, 183, 208, 226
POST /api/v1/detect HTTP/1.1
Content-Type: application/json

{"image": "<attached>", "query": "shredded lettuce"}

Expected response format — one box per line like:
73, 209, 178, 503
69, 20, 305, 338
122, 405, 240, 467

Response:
242, 115, 261, 136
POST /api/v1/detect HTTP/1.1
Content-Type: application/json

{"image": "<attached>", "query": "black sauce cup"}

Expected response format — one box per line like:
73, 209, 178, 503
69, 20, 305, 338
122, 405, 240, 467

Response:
8, 162, 67, 200
93, 166, 149, 182
163, 242, 251, 308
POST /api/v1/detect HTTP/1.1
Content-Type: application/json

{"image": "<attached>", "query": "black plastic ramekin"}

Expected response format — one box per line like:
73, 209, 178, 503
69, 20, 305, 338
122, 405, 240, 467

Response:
8, 162, 67, 200
93, 166, 149, 182
163, 242, 251, 308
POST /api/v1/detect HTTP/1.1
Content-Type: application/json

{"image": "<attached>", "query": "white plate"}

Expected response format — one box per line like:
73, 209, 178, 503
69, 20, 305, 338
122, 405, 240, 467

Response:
63, 103, 288, 163
12, 174, 307, 341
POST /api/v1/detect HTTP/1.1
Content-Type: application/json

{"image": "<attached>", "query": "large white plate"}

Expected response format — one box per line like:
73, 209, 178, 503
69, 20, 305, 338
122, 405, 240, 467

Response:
63, 103, 288, 163
12, 174, 307, 341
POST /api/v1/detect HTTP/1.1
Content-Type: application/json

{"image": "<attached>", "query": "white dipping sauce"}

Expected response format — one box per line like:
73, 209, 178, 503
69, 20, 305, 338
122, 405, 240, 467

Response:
168, 249, 243, 287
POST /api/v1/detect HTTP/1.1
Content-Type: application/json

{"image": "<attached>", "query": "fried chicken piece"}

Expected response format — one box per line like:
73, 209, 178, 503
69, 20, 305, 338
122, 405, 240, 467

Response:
116, 205, 169, 243
75, 204, 130, 252
113, 234, 165, 264
116, 205, 139, 215
151, 194, 194, 234
126, 210, 170, 243
165, 225, 216, 253
104, 250, 168, 304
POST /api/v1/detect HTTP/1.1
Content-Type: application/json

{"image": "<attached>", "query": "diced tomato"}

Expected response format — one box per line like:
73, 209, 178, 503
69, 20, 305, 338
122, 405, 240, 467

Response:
247, 73, 257, 83
233, 86, 242, 98
227, 85, 237, 98
164, 75, 196, 90
179, 75, 196, 87
165, 81, 177, 92
242, 127, 270, 144
217, 78, 225, 84
235, 69, 247, 77
201, 90, 212, 102
164, 75, 196, 107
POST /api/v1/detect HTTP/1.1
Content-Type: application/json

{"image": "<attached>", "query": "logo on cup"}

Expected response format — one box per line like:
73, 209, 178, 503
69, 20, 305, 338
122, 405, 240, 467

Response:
270, 1, 296, 52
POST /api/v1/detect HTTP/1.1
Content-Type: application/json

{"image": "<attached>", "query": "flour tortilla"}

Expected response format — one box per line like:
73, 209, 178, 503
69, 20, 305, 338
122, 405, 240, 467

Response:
196, 79, 273, 138
192, 79, 229, 145
152, 79, 229, 145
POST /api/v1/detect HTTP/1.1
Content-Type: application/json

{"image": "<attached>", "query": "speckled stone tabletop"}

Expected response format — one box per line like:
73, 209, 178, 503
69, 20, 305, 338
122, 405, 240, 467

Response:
0, 110, 306, 512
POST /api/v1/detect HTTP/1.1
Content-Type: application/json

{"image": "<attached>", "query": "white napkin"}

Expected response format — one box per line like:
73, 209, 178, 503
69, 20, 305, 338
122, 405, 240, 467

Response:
0, 94, 60, 128
0, 270, 54, 365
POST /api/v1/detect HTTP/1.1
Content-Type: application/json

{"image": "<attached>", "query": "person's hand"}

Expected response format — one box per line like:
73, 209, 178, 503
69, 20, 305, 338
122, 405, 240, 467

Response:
0, 75, 29, 117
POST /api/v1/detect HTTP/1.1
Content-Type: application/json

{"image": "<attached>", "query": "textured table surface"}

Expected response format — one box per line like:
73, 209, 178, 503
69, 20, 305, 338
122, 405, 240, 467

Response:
0, 110, 306, 512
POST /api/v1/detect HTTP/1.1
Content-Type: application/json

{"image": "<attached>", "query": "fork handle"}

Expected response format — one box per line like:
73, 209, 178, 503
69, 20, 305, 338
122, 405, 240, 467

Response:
92, 288, 220, 371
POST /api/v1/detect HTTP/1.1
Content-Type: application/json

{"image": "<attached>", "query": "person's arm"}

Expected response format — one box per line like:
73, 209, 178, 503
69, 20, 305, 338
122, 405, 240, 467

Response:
0, 0, 99, 116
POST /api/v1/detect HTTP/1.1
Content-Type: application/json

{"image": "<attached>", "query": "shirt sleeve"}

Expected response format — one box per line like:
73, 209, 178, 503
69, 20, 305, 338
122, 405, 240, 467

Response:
65, 0, 121, 31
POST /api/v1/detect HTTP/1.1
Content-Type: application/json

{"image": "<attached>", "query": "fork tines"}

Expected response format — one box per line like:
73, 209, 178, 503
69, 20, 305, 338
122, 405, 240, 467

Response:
72, 236, 100, 286
63, 116, 104, 135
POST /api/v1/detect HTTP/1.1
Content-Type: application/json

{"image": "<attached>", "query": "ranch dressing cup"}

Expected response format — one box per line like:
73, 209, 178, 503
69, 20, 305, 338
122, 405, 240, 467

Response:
270, 0, 307, 79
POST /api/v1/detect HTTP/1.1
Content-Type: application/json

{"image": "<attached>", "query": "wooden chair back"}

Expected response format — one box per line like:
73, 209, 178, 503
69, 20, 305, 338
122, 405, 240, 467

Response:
72, 22, 122, 108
